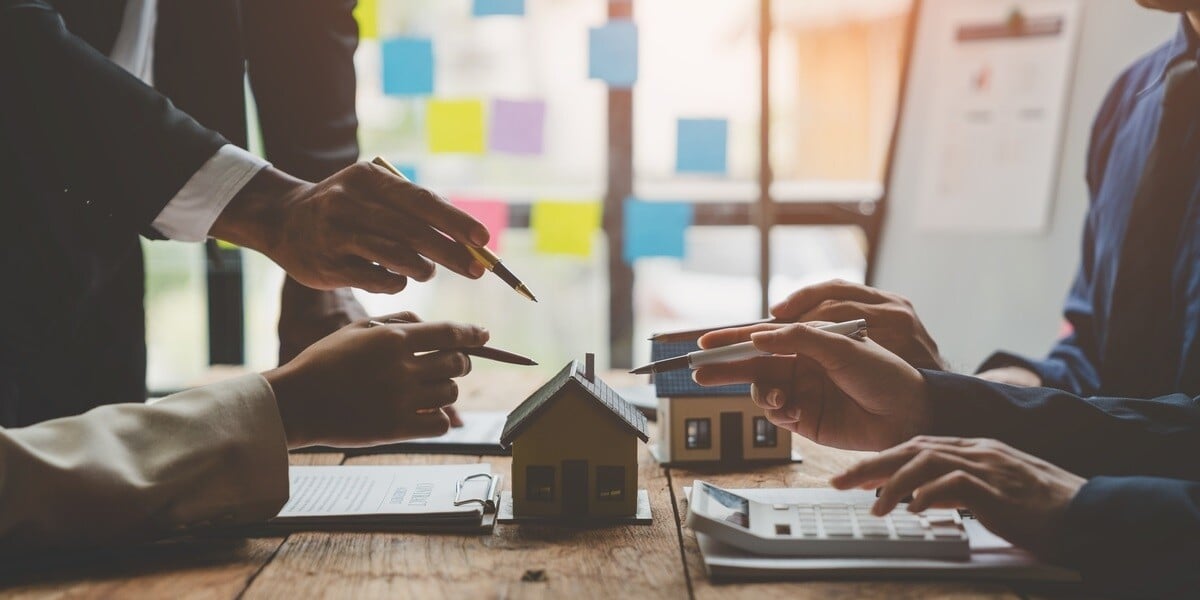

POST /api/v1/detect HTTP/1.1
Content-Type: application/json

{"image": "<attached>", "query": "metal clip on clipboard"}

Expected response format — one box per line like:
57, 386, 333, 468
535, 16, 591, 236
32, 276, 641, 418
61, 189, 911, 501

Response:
453, 472, 498, 512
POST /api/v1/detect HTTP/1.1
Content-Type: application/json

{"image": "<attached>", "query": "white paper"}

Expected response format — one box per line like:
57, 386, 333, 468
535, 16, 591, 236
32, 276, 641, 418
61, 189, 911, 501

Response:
914, 0, 1082, 233
403, 410, 506, 446
276, 464, 490, 519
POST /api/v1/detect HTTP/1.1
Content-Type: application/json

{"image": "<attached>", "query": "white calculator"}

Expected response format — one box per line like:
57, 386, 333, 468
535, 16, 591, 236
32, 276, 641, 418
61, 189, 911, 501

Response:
686, 481, 970, 560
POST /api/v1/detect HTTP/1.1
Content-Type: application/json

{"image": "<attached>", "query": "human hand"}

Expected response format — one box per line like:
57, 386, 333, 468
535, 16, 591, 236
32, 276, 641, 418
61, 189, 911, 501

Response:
976, 366, 1043, 388
694, 322, 931, 451
768, 280, 948, 371
211, 162, 490, 294
277, 278, 368, 364
831, 436, 1086, 559
263, 313, 487, 448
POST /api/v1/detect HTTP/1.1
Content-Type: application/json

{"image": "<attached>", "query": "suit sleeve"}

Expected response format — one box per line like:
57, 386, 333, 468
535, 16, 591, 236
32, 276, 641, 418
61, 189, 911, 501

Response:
922, 370, 1200, 480
0, 375, 289, 551
1061, 477, 1200, 599
0, 0, 228, 239
242, 0, 360, 181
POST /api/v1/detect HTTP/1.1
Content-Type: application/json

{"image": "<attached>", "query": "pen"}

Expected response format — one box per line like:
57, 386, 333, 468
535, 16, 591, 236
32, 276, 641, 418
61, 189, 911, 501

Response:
366, 319, 538, 366
629, 319, 867, 375
649, 317, 782, 343
370, 156, 538, 302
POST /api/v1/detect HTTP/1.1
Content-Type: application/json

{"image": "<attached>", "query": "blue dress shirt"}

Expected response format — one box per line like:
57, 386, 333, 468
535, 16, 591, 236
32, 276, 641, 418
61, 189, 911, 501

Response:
981, 17, 1200, 398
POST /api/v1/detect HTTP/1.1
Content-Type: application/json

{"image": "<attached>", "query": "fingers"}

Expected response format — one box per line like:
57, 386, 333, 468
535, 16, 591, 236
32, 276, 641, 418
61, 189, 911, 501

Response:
406, 410, 453, 438
409, 350, 473, 380
692, 355, 794, 387
442, 404, 465, 428
831, 436, 974, 490
357, 162, 491, 247
770, 280, 892, 320
905, 470, 996, 515
336, 259, 408, 294
346, 233, 438, 282
698, 323, 787, 350
412, 380, 461, 410
749, 323, 863, 370
873, 449, 979, 515
394, 321, 490, 352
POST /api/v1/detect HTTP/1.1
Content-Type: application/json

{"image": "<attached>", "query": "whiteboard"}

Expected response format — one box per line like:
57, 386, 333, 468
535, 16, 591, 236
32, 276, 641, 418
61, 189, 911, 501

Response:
873, 0, 1176, 370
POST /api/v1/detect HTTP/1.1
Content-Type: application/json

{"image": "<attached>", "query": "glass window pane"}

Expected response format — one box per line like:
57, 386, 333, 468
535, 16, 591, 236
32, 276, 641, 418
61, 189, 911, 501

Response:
143, 240, 208, 391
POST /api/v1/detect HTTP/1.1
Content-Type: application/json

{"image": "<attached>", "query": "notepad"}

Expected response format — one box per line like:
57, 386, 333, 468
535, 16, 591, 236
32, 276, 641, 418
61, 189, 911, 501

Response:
271, 464, 500, 533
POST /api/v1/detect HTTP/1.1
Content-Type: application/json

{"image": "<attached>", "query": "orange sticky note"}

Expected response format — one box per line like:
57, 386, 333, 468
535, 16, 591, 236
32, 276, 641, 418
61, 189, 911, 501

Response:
531, 200, 602, 257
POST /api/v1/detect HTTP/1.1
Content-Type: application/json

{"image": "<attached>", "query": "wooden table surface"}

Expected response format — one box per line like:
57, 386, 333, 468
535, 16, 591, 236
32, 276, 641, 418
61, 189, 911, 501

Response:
2, 371, 1072, 599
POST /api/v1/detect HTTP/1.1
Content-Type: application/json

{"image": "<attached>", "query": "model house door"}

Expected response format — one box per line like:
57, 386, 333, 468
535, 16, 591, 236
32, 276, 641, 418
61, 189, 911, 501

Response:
720, 412, 743, 462
562, 460, 588, 517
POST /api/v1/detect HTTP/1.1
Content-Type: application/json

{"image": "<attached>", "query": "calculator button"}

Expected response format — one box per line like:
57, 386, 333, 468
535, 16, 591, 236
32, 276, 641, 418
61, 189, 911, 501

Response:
772, 503, 789, 510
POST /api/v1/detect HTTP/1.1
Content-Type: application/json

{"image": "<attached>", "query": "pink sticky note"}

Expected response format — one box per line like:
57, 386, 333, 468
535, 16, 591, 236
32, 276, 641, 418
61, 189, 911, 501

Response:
451, 198, 509, 252
488, 99, 545, 155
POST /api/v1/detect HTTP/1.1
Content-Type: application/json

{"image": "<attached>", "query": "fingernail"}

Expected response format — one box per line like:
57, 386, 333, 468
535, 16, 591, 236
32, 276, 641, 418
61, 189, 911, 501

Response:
767, 389, 783, 409
471, 229, 490, 246
469, 262, 486, 278
691, 371, 702, 384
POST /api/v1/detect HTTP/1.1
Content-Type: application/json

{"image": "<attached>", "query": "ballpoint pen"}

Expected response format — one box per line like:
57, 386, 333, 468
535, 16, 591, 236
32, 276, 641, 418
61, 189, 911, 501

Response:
366, 319, 537, 366
370, 156, 538, 302
630, 320, 867, 375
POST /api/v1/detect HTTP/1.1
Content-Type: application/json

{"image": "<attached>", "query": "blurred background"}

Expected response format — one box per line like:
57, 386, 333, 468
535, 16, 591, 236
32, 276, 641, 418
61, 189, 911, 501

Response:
143, 0, 908, 391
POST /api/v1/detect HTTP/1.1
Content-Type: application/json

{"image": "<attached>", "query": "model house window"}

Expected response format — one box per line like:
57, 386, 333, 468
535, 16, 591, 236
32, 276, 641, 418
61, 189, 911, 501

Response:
526, 466, 555, 501
753, 417, 778, 447
685, 418, 712, 449
596, 466, 626, 501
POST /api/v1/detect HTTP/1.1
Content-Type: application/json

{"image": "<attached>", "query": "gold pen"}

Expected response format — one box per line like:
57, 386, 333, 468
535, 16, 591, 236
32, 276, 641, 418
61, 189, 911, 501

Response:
370, 156, 538, 302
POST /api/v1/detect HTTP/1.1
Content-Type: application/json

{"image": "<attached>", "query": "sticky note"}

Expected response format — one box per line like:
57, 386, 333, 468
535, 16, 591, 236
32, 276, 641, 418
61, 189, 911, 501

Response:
354, 0, 378, 39
588, 20, 638, 88
395, 163, 418, 182
451, 198, 509, 252
382, 37, 434, 96
473, 0, 524, 16
532, 200, 603, 257
676, 118, 728, 174
427, 99, 486, 154
623, 198, 693, 262
489, 99, 545, 155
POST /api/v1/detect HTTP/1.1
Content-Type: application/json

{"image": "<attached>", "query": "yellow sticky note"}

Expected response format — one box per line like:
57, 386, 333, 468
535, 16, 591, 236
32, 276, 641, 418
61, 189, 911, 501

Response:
354, 0, 378, 39
427, 99, 486, 154
531, 200, 603, 257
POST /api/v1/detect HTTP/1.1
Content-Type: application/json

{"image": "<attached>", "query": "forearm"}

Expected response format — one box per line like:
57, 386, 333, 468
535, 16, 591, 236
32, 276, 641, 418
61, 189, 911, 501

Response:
1061, 477, 1200, 598
0, 375, 289, 551
921, 370, 1200, 479
208, 165, 309, 255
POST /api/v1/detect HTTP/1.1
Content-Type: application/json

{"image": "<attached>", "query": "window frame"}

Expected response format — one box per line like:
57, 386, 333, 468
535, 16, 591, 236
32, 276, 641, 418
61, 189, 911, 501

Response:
525, 465, 556, 502
684, 417, 712, 450
752, 416, 778, 448
595, 466, 626, 501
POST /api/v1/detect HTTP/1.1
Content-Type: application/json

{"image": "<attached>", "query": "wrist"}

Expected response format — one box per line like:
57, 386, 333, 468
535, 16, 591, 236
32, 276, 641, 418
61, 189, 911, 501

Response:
264, 363, 313, 449
210, 166, 309, 255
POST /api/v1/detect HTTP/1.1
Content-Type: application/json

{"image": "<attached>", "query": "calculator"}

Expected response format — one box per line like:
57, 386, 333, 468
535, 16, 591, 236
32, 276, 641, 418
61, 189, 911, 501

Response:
686, 481, 970, 560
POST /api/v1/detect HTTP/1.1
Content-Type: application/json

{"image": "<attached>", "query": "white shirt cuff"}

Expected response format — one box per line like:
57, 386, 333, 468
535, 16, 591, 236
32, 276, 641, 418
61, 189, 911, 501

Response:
152, 145, 271, 242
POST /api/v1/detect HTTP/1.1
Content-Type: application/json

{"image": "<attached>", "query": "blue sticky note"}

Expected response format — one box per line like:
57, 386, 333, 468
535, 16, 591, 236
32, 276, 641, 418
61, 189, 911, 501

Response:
473, 0, 524, 16
623, 198, 693, 262
396, 163, 418, 182
589, 20, 638, 88
676, 118, 728, 174
382, 37, 434, 96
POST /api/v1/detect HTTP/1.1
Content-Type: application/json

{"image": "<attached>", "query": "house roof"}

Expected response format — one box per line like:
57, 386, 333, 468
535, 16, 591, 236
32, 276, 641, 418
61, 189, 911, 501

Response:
651, 340, 751, 398
500, 359, 650, 447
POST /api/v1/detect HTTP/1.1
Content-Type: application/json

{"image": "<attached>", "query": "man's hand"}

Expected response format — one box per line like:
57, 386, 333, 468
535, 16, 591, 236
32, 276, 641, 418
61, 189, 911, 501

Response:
768, 280, 948, 371
211, 162, 490, 294
831, 437, 1086, 560
263, 313, 487, 448
976, 366, 1043, 387
694, 323, 931, 451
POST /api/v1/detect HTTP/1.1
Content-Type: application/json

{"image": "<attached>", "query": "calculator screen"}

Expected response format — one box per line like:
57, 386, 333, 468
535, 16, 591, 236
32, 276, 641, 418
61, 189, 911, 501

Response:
699, 483, 751, 529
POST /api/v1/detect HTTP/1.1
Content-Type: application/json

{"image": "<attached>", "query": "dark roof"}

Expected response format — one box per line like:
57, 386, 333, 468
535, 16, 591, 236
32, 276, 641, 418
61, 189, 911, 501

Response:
651, 340, 751, 398
501, 360, 650, 447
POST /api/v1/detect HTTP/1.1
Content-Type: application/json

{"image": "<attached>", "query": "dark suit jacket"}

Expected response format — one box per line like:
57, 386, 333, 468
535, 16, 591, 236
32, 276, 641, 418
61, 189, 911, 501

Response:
0, 0, 359, 426
924, 371, 1200, 597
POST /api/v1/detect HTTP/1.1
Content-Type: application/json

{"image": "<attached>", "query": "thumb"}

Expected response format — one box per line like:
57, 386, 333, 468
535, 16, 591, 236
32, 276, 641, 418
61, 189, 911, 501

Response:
750, 323, 861, 371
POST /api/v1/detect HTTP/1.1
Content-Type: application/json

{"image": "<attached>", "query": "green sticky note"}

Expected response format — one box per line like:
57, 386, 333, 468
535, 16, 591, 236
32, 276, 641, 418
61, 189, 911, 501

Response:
532, 200, 602, 257
427, 99, 486, 154
354, 0, 378, 39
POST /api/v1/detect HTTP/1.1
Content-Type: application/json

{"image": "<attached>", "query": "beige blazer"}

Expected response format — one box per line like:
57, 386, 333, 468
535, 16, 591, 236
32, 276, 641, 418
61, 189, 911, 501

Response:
0, 375, 289, 551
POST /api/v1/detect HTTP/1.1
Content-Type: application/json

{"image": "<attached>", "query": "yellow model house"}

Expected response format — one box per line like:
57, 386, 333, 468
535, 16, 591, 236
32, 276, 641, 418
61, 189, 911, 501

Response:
501, 355, 649, 519
652, 340, 792, 465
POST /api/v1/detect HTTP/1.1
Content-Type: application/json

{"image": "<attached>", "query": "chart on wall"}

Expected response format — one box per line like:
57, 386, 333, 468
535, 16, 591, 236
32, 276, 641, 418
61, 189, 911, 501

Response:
913, 0, 1081, 234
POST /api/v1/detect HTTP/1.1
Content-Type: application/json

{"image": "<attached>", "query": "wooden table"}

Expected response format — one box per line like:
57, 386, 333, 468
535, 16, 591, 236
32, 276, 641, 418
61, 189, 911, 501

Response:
2, 371, 1062, 599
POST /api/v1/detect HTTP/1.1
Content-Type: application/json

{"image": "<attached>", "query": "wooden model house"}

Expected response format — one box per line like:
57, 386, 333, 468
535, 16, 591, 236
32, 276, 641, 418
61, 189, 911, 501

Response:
652, 339, 792, 465
501, 355, 649, 519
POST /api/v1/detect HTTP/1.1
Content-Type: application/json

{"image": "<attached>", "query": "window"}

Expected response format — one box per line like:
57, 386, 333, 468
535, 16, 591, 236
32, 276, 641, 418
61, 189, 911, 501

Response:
596, 466, 626, 501
525, 466, 555, 502
753, 416, 778, 447
685, 418, 712, 449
